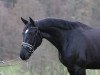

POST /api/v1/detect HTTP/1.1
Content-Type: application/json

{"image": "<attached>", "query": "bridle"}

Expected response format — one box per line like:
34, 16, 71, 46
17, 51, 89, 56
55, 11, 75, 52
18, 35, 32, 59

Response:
21, 27, 42, 53
21, 42, 35, 53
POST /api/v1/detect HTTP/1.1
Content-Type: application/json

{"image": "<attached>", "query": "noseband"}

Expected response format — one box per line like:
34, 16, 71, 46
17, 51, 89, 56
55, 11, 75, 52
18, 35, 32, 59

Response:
21, 27, 42, 53
21, 42, 35, 53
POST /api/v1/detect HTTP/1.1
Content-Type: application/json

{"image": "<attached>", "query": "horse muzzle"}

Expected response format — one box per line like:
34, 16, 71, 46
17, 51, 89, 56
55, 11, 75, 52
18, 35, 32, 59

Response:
20, 46, 32, 60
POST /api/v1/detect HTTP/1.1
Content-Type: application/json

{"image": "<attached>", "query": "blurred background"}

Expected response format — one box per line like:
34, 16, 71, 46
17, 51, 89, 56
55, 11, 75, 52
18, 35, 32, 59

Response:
0, 0, 100, 75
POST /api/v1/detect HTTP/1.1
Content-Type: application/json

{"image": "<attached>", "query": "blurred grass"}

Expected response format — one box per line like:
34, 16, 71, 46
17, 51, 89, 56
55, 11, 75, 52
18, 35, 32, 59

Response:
0, 61, 100, 75
0, 64, 29, 75
0, 61, 30, 75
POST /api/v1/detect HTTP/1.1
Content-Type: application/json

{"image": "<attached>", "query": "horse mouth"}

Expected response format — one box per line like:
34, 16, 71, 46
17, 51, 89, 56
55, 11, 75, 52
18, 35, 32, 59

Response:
20, 47, 32, 60
20, 53, 30, 60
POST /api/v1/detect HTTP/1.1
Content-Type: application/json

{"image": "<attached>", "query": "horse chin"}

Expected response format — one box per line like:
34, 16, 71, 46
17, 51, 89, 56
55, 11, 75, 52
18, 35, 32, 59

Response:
20, 53, 31, 61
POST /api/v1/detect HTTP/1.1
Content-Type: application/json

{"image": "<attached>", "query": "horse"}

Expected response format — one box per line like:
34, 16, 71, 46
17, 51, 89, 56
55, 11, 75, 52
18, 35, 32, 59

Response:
20, 17, 100, 75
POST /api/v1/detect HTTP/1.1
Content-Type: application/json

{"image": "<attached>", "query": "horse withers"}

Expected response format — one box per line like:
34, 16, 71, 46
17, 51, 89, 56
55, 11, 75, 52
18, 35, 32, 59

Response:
20, 17, 100, 75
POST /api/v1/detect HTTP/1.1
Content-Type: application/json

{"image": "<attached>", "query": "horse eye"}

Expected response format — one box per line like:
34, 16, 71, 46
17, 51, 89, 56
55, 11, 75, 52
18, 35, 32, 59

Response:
35, 30, 38, 33
28, 32, 33, 35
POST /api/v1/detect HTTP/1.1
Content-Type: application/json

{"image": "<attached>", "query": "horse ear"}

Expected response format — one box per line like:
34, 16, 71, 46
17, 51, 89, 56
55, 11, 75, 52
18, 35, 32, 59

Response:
29, 17, 36, 27
21, 17, 28, 25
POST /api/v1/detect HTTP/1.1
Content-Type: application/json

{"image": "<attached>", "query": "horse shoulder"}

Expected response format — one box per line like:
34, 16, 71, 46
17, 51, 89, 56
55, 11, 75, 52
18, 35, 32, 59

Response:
60, 31, 88, 67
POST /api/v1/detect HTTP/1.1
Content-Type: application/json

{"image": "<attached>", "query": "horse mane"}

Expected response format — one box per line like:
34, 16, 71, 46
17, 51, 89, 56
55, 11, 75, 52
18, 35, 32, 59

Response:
36, 18, 92, 30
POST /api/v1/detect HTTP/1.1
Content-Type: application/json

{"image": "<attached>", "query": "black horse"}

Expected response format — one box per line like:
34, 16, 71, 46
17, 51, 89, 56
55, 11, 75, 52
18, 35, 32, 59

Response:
20, 17, 100, 75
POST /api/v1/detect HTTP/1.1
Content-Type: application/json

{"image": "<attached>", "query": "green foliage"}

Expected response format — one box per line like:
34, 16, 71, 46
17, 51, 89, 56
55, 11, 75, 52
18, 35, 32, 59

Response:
0, 64, 29, 75
1, 0, 17, 8
0, 61, 69, 75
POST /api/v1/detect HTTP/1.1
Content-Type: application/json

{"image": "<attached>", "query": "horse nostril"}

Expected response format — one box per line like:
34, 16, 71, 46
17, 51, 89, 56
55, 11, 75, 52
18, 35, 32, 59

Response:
20, 48, 26, 60
20, 55, 24, 60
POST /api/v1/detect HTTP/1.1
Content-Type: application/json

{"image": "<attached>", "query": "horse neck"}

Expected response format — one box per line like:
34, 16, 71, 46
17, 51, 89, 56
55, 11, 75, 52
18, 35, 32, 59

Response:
36, 18, 91, 52
41, 27, 69, 52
